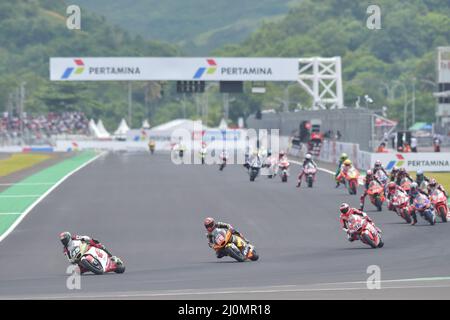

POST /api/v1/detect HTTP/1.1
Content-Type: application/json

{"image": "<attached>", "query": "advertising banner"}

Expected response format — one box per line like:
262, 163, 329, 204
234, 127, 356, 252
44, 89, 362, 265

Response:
372, 152, 450, 172
50, 58, 299, 81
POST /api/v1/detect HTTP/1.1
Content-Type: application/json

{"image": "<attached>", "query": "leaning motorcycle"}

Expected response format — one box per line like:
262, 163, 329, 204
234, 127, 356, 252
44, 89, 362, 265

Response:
367, 180, 385, 211
69, 241, 125, 275
400, 177, 412, 193
430, 189, 448, 223
211, 228, 258, 262
347, 215, 383, 249
390, 191, 412, 223
342, 167, 360, 195
412, 193, 436, 225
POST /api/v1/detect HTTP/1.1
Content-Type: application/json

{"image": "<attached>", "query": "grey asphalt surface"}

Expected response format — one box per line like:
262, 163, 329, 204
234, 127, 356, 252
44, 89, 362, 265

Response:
0, 152, 450, 299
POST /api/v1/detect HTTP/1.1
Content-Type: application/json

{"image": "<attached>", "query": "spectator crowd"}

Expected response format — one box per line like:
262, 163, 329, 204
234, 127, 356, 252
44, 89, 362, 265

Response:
0, 112, 90, 142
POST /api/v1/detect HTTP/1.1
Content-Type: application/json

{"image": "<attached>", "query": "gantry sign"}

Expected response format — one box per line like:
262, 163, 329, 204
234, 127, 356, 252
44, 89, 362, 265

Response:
50, 57, 344, 108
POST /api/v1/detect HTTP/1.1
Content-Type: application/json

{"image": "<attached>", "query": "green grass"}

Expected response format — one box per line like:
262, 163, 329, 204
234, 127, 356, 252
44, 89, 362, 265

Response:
0, 154, 52, 177
410, 172, 450, 193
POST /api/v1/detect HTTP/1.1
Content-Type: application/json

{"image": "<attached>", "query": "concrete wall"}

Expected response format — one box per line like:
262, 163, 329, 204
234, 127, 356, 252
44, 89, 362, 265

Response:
247, 109, 374, 151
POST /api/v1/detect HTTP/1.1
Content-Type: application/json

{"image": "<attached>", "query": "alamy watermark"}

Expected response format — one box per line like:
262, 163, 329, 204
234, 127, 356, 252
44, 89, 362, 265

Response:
366, 265, 381, 289
66, 265, 81, 290
66, 5, 81, 30
170, 124, 281, 167
366, 5, 381, 30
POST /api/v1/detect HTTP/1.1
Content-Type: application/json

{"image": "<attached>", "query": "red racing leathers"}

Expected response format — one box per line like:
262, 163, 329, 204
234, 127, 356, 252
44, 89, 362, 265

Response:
340, 208, 372, 241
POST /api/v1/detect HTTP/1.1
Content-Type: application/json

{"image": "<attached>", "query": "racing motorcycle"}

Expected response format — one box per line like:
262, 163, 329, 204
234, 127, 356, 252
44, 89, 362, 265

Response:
419, 180, 429, 194
199, 149, 207, 165
342, 167, 360, 195
279, 159, 290, 182
211, 228, 259, 262
347, 214, 384, 249
412, 193, 436, 225
430, 189, 448, 222
367, 180, 385, 211
69, 241, 125, 275
303, 163, 317, 188
400, 177, 412, 193
375, 169, 388, 186
249, 157, 262, 182
219, 152, 227, 171
390, 190, 412, 223
264, 156, 278, 179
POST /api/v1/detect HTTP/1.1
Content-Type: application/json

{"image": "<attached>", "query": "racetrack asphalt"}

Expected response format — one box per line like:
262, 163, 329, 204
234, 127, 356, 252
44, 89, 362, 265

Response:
0, 152, 450, 299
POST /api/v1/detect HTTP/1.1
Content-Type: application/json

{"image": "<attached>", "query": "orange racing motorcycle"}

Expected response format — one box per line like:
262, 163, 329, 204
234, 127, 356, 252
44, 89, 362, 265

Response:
211, 228, 259, 262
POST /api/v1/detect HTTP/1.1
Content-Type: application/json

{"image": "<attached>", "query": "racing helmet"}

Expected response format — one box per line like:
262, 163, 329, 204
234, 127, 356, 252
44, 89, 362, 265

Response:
429, 178, 437, 188
416, 169, 424, 176
366, 169, 373, 177
340, 153, 348, 161
410, 182, 418, 191
374, 160, 382, 168
387, 182, 397, 193
204, 217, 216, 232
391, 166, 399, 174
339, 203, 350, 214
305, 153, 312, 160
59, 231, 71, 247
399, 167, 406, 175
343, 159, 352, 166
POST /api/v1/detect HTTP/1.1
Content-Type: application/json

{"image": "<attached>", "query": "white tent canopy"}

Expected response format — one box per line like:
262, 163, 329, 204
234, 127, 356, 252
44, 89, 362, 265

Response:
89, 119, 102, 138
96, 119, 111, 139
142, 119, 150, 129
114, 118, 130, 135
218, 118, 228, 130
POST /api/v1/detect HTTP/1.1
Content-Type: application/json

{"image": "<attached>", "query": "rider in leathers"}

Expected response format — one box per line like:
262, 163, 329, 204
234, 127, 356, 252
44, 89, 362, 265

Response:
296, 153, 318, 188
339, 203, 377, 242
60, 232, 114, 271
359, 169, 383, 210
204, 218, 249, 258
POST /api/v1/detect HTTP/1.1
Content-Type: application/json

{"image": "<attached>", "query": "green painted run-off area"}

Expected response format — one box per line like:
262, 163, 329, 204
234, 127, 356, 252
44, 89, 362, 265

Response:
0, 151, 97, 236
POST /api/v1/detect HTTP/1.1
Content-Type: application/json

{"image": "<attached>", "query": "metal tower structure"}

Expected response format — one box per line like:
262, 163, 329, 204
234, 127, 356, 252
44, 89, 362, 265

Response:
297, 57, 344, 110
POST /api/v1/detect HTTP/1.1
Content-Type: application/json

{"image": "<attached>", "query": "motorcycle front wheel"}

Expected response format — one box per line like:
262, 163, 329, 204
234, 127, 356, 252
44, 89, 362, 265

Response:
438, 206, 447, 223
80, 257, 104, 275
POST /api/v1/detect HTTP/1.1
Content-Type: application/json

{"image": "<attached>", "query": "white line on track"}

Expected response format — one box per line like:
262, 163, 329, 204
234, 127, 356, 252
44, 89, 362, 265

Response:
0, 152, 105, 243
10, 279, 450, 300
289, 159, 335, 175
0, 213, 21, 215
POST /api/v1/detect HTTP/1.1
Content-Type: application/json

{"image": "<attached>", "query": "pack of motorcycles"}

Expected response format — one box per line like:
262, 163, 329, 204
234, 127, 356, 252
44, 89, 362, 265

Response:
67, 150, 448, 274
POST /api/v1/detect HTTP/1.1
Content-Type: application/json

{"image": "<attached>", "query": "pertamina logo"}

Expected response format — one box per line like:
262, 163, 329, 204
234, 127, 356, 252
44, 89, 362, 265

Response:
61, 59, 85, 79
385, 154, 405, 170
193, 59, 217, 79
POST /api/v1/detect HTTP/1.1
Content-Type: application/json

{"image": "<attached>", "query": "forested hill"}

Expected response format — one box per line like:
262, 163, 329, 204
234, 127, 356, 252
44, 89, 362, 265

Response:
74, 0, 296, 55
215, 0, 450, 125
0, 0, 178, 130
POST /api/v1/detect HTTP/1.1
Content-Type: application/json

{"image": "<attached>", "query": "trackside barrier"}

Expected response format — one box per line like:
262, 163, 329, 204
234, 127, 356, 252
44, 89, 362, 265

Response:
289, 138, 450, 173
370, 152, 450, 172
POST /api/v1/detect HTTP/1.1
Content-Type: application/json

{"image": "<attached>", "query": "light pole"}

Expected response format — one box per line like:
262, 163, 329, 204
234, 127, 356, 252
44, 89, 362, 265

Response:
392, 81, 408, 131
412, 77, 416, 125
